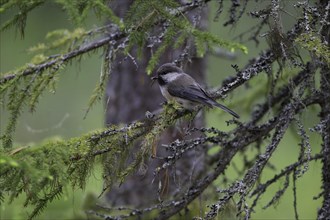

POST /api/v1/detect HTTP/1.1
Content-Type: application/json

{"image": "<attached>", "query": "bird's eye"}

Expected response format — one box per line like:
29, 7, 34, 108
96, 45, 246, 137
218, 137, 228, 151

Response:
158, 76, 166, 85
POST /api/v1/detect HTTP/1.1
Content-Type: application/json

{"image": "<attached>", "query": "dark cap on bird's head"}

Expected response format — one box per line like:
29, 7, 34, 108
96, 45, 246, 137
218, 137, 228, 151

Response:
156, 63, 183, 76
151, 63, 183, 82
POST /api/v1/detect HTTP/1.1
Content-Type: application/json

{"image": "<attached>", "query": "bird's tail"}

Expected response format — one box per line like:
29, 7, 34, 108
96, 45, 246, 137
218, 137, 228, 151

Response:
212, 101, 240, 118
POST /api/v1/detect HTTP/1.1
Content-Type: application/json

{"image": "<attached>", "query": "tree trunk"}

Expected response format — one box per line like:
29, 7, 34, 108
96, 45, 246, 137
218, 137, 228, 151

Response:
104, 0, 208, 207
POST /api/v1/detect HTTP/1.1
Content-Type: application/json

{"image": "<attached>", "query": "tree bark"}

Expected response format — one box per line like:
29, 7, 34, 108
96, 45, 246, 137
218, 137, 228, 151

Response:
318, 66, 330, 219
317, 1, 330, 218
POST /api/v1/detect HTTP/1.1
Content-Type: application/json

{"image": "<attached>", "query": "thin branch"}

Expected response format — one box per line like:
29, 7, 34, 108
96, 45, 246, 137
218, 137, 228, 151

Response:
262, 174, 290, 210
251, 62, 314, 123
249, 154, 322, 212
293, 169, 299, 220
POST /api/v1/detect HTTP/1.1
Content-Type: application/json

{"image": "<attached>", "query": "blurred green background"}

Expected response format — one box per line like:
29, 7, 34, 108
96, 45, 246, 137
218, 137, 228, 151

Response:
0, 1, 321, 219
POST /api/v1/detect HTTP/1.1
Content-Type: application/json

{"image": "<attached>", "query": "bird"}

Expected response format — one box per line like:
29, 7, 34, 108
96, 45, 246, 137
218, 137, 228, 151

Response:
152, 63, 240, 118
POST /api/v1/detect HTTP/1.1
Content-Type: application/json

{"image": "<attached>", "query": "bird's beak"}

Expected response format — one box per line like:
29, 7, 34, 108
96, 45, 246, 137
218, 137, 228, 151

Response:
151, 76, 158, 86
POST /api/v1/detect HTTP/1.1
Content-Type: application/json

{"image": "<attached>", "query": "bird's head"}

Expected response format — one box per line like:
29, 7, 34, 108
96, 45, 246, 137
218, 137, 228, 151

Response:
152, 63, 184, 86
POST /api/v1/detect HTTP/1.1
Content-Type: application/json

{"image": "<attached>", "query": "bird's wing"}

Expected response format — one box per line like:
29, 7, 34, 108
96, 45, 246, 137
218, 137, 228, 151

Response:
167, 84, 213, 107
167, 80, 240, 118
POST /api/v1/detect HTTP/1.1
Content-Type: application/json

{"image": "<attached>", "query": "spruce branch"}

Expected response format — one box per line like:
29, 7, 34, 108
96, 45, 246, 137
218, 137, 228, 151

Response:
0, 0, 241, 86
0, 33, 123, 85
150, 94, 321, 220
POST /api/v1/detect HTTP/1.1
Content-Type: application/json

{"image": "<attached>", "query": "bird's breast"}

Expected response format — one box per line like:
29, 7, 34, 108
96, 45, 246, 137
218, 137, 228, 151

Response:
160, 86, 173, 101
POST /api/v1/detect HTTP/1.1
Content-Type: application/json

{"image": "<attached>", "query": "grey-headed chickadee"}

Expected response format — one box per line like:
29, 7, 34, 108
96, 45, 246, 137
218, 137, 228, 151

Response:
152, 63, 240, 118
